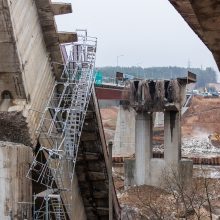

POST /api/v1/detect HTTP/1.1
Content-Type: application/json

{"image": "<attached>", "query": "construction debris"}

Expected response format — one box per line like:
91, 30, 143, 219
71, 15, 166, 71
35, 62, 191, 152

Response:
122, 79, 182, 112
0, 111, 31, 146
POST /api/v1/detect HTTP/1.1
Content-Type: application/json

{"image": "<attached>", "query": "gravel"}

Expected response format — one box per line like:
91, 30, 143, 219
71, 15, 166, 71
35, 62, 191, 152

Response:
182, 137, 220, 157
153, 137, 220, 157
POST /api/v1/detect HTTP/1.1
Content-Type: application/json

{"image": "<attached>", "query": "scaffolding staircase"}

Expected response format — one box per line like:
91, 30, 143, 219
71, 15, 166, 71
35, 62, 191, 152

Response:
50, 195, 66, 220
27, 30, 97, 219
33, 193, 67, 220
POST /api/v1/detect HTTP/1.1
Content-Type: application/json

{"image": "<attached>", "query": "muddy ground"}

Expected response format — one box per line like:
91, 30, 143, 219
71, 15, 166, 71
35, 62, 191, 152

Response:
100, 96, 220, 219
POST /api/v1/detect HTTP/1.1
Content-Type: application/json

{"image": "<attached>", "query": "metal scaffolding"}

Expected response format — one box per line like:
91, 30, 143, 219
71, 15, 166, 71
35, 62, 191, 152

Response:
27, 30, 97, 219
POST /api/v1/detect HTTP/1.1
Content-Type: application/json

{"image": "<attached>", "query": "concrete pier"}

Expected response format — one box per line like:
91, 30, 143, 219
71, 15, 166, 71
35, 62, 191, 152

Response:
164, 111, 181, 165
123, 78, 195, 188
113, 105, 135, 157
135, 112, 153, 185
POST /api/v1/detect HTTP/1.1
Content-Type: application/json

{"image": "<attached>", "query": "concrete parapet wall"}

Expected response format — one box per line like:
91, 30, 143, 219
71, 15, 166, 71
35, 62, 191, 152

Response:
0, 141, 32, 219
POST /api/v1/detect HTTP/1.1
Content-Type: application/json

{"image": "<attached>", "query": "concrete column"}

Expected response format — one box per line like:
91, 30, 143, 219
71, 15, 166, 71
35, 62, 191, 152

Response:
124, 159, 135, 188
113, 105, 135, 157
135, 112, 153, 185
164, 111, 181, 166
0, 142, 32, 219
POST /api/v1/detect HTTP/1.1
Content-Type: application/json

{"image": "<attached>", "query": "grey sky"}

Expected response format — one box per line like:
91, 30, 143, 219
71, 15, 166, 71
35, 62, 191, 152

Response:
54, 0, 218, 72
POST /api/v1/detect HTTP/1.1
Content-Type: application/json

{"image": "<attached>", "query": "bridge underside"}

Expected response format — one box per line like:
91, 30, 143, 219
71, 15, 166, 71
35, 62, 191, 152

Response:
169, 0, 220, 70
77, 91, 120, 219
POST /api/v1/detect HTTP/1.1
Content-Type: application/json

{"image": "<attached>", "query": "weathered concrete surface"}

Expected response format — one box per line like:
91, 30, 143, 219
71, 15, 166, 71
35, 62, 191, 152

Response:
124, 159, 135, 188
51, 2, 72, 16
0, 1, 121, 219
76, 91, 121, 220
134, 110, 185, 187
113, 105, 135, 157
71, 175, 87, 220
0, 1, 85, 219
0, 0, 25, 100
164, 111, 181, 165
0, 141, 32, 220
35, 0, 77, 78
123, 75, 196, 113
10, 0, 59, 143
0, 0, 77, 143
125, 158, 193, 188
149, 158, 166, 186
123, 78, 194, 188
154, 112, 164, 127
0, 0, 56, 144
135, 112, 153, 185
179, 159, 193, 187
169, 0, 220, 70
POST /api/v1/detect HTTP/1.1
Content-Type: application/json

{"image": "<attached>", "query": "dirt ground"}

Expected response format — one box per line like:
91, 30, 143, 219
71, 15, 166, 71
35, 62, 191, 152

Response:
100, 98, 220, 219
117, 172, 220, 220
100, 107, 118, 142
182, 96, 220, 137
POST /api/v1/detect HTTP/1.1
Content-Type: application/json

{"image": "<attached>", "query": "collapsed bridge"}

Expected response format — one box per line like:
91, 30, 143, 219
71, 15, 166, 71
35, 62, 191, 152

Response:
0, 0, 120, 219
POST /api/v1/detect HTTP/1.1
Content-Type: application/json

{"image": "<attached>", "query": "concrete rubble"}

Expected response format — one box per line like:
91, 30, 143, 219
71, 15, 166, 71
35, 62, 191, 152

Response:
0, 112, 31, 146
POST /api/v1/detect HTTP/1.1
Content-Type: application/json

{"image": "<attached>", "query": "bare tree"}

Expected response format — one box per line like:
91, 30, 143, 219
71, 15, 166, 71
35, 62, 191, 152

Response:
162, 166, 192, 219
131, 165, 217, 219
162, 165, 216, 220
135, 186, 175, 220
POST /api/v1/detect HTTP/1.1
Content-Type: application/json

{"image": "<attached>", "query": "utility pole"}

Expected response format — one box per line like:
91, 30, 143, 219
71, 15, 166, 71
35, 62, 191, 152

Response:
116, 54, 124, 85
108, 141, 113, 220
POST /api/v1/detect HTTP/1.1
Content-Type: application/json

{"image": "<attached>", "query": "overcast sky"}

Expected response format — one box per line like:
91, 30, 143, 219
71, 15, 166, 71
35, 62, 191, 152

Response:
54, 0, 219, 72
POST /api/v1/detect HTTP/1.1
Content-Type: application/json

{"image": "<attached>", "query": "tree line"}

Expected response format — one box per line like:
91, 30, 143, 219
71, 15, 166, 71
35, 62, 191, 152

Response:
97, 66, 217, 89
